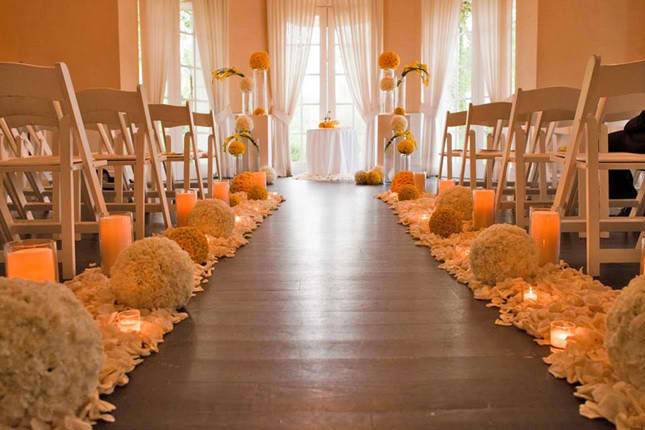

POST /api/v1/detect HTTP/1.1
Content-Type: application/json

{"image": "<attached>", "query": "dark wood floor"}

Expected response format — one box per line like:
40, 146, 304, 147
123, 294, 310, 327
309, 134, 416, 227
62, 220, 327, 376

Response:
88, 179, 623, 429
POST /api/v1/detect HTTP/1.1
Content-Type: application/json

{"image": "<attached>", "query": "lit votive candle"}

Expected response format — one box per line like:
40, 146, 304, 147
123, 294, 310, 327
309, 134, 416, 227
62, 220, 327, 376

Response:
99, 214, 133, 276
523, 286, 538, 303
4, 239, 58, 281
530, 209, 561, 266
175, 189, 197, 227
438, 179, 455, 195
472, 189, 495, 230
212, 181, 230, 204
251, 171, 267, 189
550, 320, 575, 349
420, 213, 430, 223
118, 309, 141, 333
414, 172, 426, 193
235, 215, 242, 224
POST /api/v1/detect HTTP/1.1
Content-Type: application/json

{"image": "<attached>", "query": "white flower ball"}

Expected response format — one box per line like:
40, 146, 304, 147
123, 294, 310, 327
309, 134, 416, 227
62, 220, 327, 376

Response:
260, 165, 277, 185
110, 236, 195, 309
188, 198, 235, 238
606, 276, 645, 389
380, 76, 395, 92
0, 278, 102, 427
469, 224, 539, 284
436, 185, 474, 220
235, 114, 254, 132
391, 114, 408, 133
239, 77, 253, 93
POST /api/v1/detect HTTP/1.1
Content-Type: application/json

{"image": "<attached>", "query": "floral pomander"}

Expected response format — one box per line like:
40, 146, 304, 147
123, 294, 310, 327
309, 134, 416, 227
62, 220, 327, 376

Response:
380, 76, 395, 91
231, 171, 255, 193
435, 185, 473, 221
248, 185, 268, 200
378, 51, 400, 69
391, 114, 408, 133
397, 138, 416, 155
187, 199, 235, 238
354, 170, 368, 185
249, 51, 270, 70
163, 226, 209, 264
239, 77, 253, 93
391, 171, 414, 193
398, 184, 419, 201
429, 206, 463, 238
235, 114, 254, 132
227, 140, 246, 156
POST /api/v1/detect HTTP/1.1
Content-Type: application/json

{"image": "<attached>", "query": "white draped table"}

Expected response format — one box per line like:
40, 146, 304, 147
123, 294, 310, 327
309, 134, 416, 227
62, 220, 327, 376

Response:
305, 127, 357, 179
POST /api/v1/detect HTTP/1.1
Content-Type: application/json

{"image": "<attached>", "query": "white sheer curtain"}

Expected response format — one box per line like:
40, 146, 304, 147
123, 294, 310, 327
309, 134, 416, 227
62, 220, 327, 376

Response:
193, 0, 234, 176
140, 0, 180, 104
268, 0, 317, 177
334, 0, 383, 170
420, 0, 461, 175
473, 0, 513, 101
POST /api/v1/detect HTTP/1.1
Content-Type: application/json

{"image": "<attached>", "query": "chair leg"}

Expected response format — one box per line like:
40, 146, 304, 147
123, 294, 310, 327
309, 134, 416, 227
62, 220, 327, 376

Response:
60, 130, 76, 280
134, 135, 146, 240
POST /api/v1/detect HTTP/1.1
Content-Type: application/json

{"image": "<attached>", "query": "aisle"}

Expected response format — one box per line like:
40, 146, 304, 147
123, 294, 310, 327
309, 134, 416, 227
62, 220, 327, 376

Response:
98, 179, 610, 430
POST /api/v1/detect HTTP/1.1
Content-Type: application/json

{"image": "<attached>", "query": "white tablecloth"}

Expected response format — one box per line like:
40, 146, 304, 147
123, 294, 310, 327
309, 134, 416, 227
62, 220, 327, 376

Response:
305, 127, 357, 178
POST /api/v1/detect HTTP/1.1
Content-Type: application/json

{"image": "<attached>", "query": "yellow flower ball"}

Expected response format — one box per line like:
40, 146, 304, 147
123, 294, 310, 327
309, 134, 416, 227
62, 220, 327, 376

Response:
436, 185, 473, 221
247, 185, 268, 200
249, 51, 270, 70
379, 76, 395, 92
398, 184, 419, 201
354, 170, 368, 185
253, 107, 267, 116
378, 51, 401, 70
397, 139, 416, 155
391, 171, 415, 193
227, 140, 246, 157
367, 169, 383, 185
231, 172, 255, 193
429, 206, 463, 238
394, 106, 406, 115
163, 226, 209, 264
229, 193, 242, 207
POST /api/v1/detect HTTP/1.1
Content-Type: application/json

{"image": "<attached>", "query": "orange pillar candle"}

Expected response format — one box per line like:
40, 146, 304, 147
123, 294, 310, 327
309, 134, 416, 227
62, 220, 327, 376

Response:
212, 181, 230, 204
175, 189, 197, 227
472, 189, 495, 230
438, 179, 455, 195
530, 209, 561, 266
550, 320, 575, 349
413, 172, 426, 193
251, 171, 267, 189
641, 237, 645, 275
4, 239, 58, 281
99, 214, 133, 276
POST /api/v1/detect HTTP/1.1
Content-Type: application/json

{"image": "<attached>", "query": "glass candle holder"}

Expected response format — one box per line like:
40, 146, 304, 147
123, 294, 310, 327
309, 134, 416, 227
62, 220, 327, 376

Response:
472, 189, 496, 230
99, 213, 133, 276
175, 189, 197, 227
438, 179, 455, 195
380, 68, 395, 113
396, 78, 406, 113
241, 90, 253, 115
212, 181, 230, 205
117, 309, 141, 333
420, 213, 430, 223
522, 285, 538, 303
4, 239, 58, 282
252, 69, 268, 114
398, 153, 411, 171
235, 215, 242, 224
530, 208, 561, 266
550, 320, 575, 349
414, 172, 426, 193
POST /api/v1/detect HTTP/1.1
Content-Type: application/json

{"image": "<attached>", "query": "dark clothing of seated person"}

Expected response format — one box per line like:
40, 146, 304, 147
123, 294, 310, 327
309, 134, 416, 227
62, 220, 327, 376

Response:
608, 111, 645, 200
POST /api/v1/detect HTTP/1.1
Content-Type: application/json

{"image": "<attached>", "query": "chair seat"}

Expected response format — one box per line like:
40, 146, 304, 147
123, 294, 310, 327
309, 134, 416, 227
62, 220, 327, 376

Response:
576, 152, 645, 169
162, 151, 206, 161
509, 152, 552, 162
0, 155, 106, 172
441, 150, 464, 155
93, 153, 168, 165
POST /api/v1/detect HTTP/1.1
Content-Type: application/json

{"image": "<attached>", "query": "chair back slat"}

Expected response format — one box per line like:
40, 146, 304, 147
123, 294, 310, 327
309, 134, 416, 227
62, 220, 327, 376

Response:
468, 102, 512, 126
149, 103, 191, 127
0, 63, 64, 100
76, 88, 145, 126
446, 110, 467, 127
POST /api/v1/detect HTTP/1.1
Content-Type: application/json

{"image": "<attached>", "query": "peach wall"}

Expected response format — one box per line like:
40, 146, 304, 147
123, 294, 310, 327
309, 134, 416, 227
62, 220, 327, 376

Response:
0, 0, 138, 91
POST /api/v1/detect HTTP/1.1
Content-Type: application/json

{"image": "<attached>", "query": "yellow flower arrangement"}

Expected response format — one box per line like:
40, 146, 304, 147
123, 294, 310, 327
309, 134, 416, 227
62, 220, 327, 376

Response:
428, 206, 463, 238
397, 184, 419, 201
229, 193, 243, 207
367, 169, 383, 185
253, 107, 267, 116
212, 67, 245, 81
394, 106, 406, 115
247, 185, 268, 200
163, 226, 209, 264
378, 51, 401, 70
354, 170, 368, 185
399, 61, 430, 87
249, 51, 270, 70
397, 138, 416, 155
227, 140, 246, 157
231, 171, 256, 193
391, 171, 415, 193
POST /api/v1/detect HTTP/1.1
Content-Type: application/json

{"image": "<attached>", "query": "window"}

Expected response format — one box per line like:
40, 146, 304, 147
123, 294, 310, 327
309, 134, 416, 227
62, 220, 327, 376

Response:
289, 6, 366, 174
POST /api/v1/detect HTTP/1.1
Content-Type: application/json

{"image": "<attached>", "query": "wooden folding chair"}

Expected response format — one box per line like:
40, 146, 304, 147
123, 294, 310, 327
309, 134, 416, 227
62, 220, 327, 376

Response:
438, 110, 467, 180
193, 110, 222, 197
551, 56, 645, 275
457, 102, 512, 190
493, 87, 581, 226
0, 62, 109, 279
76, 86, 172, 239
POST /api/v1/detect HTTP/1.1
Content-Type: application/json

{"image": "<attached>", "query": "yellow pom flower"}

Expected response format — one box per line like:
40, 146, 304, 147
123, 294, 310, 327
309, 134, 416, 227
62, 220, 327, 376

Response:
397, 139, 416, 155
367, 169, 383, 185
391, 171, 414, 193
394, 106, 406, 115
247, 185, 268, 200
249, 51, 270, 70
397, 184, 419, 201
163, 226, 209, 264
253, 107, 267, 115
429, 207, 463, 238
227, 140, 246, 157
230, 171, 256, 193
378, 51, 400, 69
354, 170, 368, 185
229, 193, 241, 207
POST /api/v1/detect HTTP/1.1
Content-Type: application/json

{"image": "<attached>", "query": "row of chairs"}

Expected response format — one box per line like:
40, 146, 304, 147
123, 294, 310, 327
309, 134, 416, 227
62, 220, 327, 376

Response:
437, 55, 645, 276
0, 62, 225, 279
